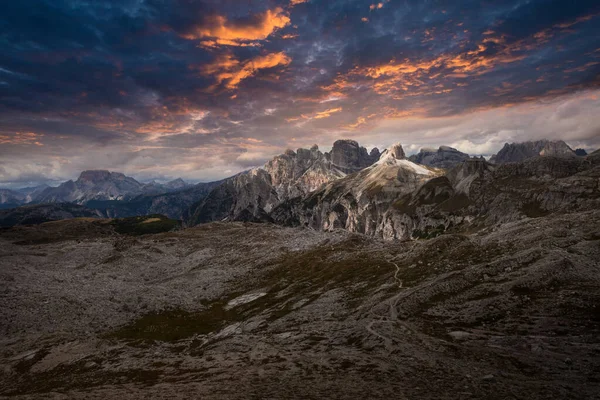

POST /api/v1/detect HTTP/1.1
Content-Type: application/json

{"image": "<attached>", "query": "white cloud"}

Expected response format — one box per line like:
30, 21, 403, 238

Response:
363, 89, 600, 155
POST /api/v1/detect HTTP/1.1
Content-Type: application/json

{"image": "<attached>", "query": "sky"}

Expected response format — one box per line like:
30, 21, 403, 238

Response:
0, 0, 599, 187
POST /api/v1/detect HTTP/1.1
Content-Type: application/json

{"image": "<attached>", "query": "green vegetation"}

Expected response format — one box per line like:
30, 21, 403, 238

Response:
110, 214, 180, 236
521, 201, 549, 218
412, 224, 446, 239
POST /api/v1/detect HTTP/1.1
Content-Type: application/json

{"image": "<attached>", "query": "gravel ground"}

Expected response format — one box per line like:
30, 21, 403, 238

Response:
1, 212, 599, 399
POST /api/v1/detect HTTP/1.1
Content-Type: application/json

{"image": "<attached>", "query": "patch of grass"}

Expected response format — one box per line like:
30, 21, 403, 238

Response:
437, 193, 472, 213
412, 224, 446, 239
106, 301, 233, 343
5, 358, 162, 396
521, 201, 550, 218
13, 349, 50, 374
111, 214, 180, 236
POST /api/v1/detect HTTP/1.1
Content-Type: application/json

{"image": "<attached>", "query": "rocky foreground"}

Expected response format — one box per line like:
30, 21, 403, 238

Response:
1, 210, 599, 399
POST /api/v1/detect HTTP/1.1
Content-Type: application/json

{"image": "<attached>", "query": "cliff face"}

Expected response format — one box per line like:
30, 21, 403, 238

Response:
408, 146, 470, 168
328, 139, 380, 173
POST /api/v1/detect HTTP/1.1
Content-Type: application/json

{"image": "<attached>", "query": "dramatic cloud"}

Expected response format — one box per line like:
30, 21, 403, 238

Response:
199, 51, 292, 90
0, 0, 599, 187
181, 7, 291, 47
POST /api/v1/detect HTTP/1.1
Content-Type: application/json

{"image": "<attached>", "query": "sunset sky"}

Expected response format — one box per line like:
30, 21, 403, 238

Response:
1, 0, 599, 187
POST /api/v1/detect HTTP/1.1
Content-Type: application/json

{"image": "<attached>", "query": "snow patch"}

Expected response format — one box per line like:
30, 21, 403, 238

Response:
395, 159, 433, 175
375, 151, 433, 175
225, 292, 267, 310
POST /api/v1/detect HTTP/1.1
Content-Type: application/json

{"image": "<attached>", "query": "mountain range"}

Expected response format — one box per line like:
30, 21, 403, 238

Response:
0, 139, 595, 233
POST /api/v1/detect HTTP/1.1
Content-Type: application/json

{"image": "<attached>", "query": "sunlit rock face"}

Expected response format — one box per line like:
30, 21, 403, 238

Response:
490, 140, 577, 164
408, 146, 470, 169
270, 147, 600, 241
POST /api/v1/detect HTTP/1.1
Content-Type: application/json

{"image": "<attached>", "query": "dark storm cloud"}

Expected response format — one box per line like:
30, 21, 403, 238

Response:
0, 0, 599, 186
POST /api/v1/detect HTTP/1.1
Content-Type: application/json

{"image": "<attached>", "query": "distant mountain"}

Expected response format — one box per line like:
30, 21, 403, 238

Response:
17, 184, 50, 203
34, 170, 147, 204
87, 180, 224, 220
489, 140, 578, 164
32, 170, 194, 205
408, 146, 471, 168
188, 140, 379, 225
0, 189, 26, 209
162, 178, 190, 191
0, 203, 102, 227
141, 178, 192, 194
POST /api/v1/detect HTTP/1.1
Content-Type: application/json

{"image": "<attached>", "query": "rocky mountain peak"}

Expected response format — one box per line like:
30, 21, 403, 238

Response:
329, 139, 379, 173
388, 143, 406, 160
539, 140, 577, 158
78, 170, 112, 182
408, 145, 470, 168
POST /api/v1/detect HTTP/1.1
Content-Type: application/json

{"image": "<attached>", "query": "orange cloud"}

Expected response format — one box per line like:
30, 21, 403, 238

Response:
369, 3, 383, 10
182, 7, 290, 47
323, 34, 530, 99
314, 107, 342, 119
0, 132, 44, 146
290, 0, 308, 5
200, 52, 292, 90
554, 13, 598, 29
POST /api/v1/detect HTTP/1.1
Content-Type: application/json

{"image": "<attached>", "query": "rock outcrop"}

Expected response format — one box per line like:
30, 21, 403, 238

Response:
408, 146, 470, 168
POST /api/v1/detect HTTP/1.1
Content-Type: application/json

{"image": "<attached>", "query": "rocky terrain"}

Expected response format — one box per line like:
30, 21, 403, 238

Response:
0, 208, 599, 399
